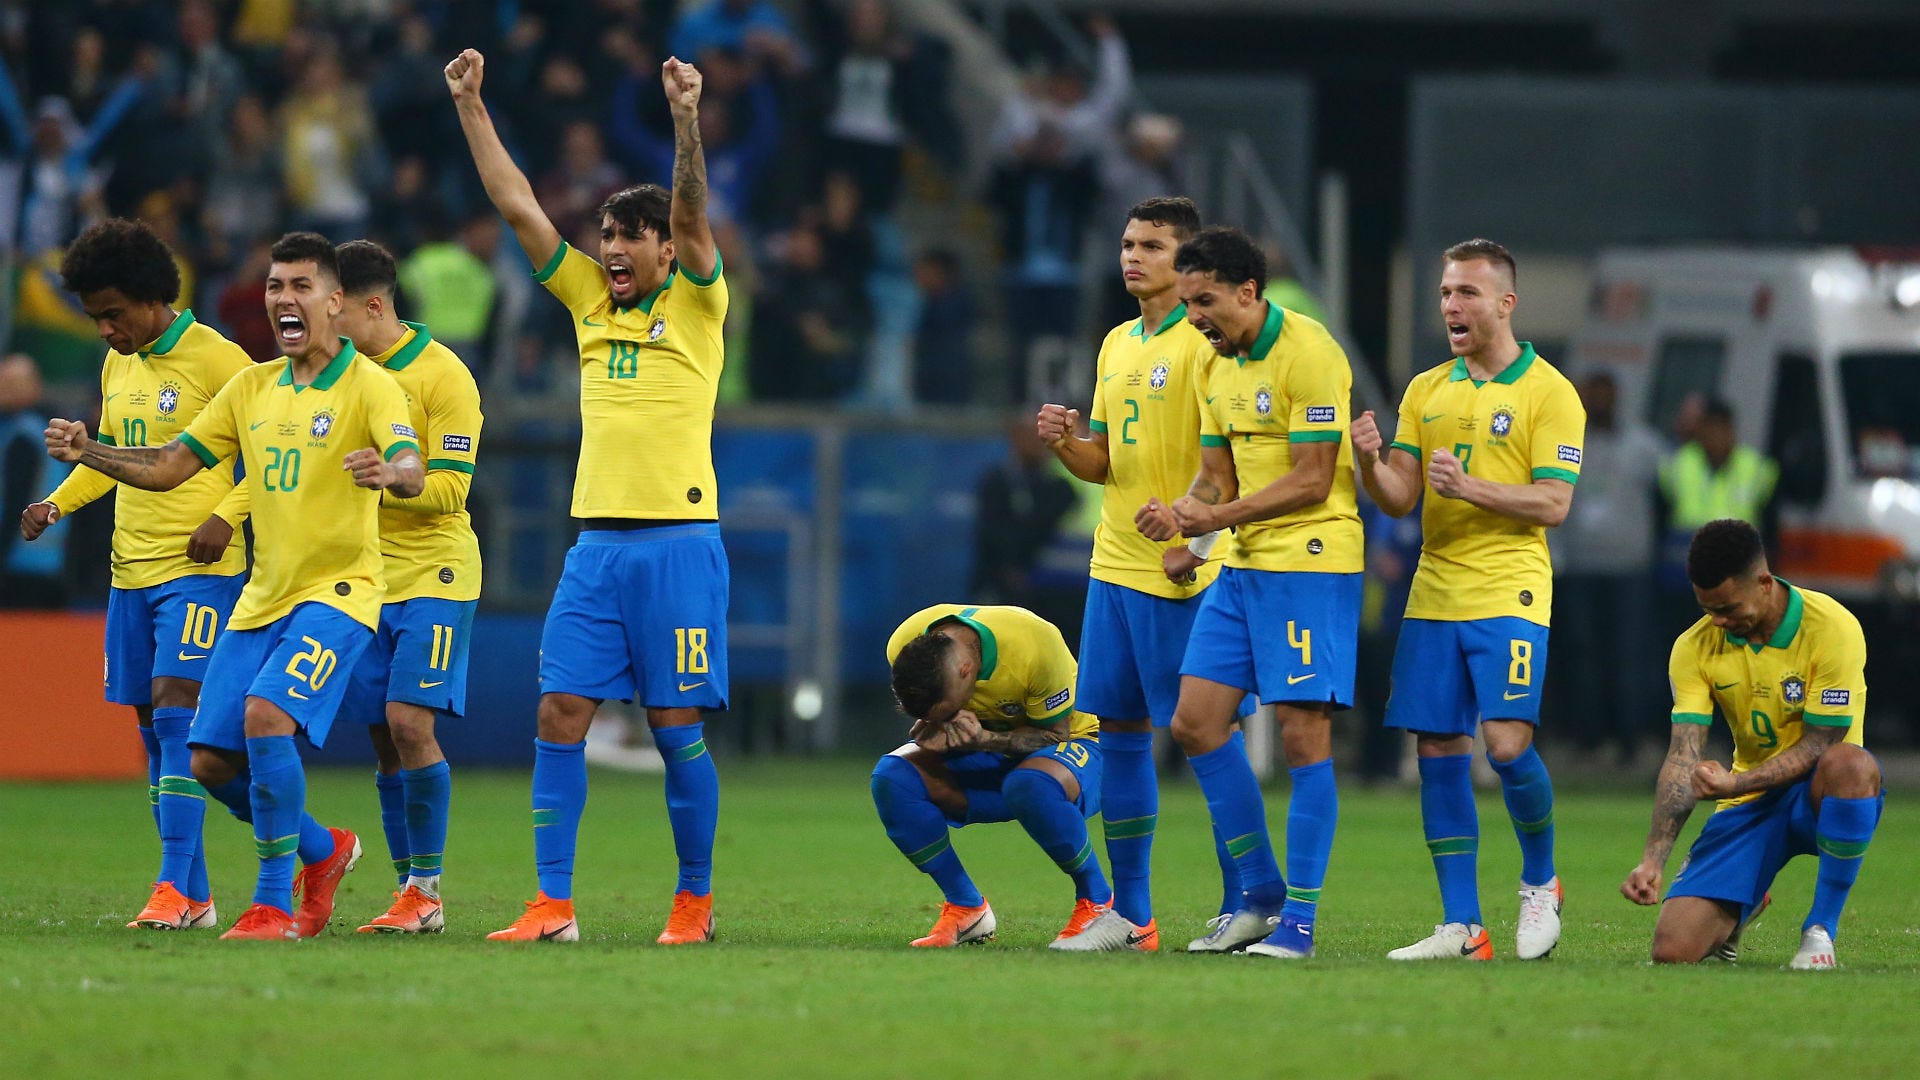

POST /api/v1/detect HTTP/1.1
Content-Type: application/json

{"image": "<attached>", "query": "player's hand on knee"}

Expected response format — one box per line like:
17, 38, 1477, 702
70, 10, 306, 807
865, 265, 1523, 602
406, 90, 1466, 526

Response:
1621, 863, 1662, 906
20, 501, 57, 541
1036, 404, 1076, 445
186, 514, 234, 563
1135, 497, 1178, 541
1351, 410, 1382, 460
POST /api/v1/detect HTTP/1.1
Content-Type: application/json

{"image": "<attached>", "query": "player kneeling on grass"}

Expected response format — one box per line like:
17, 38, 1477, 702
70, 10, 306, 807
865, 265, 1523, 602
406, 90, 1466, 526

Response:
873, 605, 1128, 950
1621, 519, 1882, 970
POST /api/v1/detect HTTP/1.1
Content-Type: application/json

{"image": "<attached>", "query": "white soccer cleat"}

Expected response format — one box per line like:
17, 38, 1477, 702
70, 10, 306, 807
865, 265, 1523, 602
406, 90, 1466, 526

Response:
1515, 877, 1564, 960
1788, 925, 1837, 971
1244, 913, 1315, 959
1048, 906, 1140, 952
1388, 921, 1493, 960
1187, 909, 1278, 953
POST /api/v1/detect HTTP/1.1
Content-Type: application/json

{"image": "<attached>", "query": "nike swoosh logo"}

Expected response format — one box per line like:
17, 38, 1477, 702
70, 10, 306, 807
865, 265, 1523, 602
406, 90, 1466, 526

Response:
1714, 681, 1738, 690
251, 420, 271, 430
287, 688, 310, 700
1461, 937, 1484, 956
539, 922, 575, 941
582, 316, 604, 327
1286, 673, 1316, 686
1422, 413, 1447, 423
1205, 396, 1218, 404
105, 393, 121, 402
418, 680, 445, 689
177, 652, 207, 661
1124, 929, 1153, 946
678, 680, 707, 692
1103, 374, 1118, 383
1503, 691, 1530, 701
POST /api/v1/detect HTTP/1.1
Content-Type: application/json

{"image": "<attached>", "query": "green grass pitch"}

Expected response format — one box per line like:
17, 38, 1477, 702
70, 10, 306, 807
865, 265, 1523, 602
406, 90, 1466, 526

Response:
4, 758, 1917, 1078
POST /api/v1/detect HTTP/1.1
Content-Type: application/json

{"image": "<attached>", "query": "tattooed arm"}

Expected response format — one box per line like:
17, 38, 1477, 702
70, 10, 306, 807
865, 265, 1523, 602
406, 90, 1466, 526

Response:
661, 57, 717, 281
1694, 724, 1844, 801
1135, 443, 1238, 543
45, 420, 203, 492
1621, 723, 1709, 904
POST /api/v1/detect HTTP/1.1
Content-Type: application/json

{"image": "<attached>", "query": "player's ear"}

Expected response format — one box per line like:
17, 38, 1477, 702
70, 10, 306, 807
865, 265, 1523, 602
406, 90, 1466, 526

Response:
327, 286, 344, 317
660, 236, 676, 267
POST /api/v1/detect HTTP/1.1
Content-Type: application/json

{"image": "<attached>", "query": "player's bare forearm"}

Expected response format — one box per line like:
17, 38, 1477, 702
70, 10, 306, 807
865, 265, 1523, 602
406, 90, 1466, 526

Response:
1726, 726, 1842, 797
977, 724, 1067, 756
1216, 442, 1336, 528
1050, 432, 1109, 484
1360, 446, 1422, 517
668, 108, 717, 277
1457, 475, 1572, 527
451, 88, 559, 268
1640, 723, 1707, 869
77, 440, 199, 492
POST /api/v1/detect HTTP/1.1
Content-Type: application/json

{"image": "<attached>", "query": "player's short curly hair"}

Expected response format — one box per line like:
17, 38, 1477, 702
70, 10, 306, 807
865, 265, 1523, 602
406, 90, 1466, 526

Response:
891, 632, 959, 720
59, 218, 181, 304
1687, 518, 1766, 590
1127, 196, 1201, 239
336, 239, 398, 297
270, 231, 340, 285
600, 185, 673, 241
1173, 225, 1267, 294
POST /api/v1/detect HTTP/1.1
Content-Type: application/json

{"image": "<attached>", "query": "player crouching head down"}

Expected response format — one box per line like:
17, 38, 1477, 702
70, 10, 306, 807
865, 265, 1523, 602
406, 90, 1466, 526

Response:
1173, 226, 1269, 357
599, 185, 676, 307
890, 629, 975, 725
266, 231, 345, 360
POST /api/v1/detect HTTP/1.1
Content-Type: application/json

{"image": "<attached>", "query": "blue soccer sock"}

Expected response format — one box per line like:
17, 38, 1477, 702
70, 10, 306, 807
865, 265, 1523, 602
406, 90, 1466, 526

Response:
245, 735, 306, 915
1100, 729, 1157, 925
870, 755, 983, 906
654, 722, 718, 897
1419, 753, 1481, 926
207, 766, 253, 824
1489, 745, 1557, 886
295, 813, 334, 865
1283, 757, 1337, 923
140, 724, 162, 836
1807, 794, 1881, 937
151, 708, 208, 899
402, 760, 451, 894
1189, 735, 1285, 910
1210, 731, 1248, 916
375, 770, 409, 885
1004, 767, 1111, 905
532, 738, 588, 900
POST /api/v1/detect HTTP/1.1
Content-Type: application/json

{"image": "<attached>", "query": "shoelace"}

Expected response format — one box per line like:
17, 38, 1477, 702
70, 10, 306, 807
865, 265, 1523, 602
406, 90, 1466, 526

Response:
1200, 913, 1236, 942
1517, 889, 1554, 922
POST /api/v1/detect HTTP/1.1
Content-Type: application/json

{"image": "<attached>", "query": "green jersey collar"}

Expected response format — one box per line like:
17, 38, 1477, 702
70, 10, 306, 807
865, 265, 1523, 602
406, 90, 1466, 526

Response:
630, 268, 677, 314
1129, 303, 1189, 339
1725, 579, 1805, 652
381, 321, 433, 371
277, 338, 358, 392
1236, 302, 1285, 367
930, 607, 999, 680
1449, 341, 1538, 385
139, 309, 195, 357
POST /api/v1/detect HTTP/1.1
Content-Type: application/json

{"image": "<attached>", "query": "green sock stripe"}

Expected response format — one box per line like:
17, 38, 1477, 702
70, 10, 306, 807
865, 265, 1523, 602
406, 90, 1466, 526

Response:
392, 857, 411, 876
147, 785, 160, 806
1817, 837, 1871, 860
1104, 814, 1158, 840
668, 739, 708, 764
1225, 832, 1263, 859
1285, 886, 1322, 904
1059, 840, 1093, 873
906, 834, 952, 868
1426, 836, 1477, 857
410, 853, 444, 874
157, 776, 207, 800
532, 807, 559, 828
1512, 810, 1554, 835
255, 834, 299, 860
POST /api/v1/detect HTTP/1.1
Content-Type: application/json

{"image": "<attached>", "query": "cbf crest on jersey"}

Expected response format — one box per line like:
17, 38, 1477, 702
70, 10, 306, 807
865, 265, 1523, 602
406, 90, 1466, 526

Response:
649, 316, 667, 341
310, 409, 336, 439
1254, 383, 1274, 417
156, 382, 180, 416
1149, 362, 1169, 390
1490, 406, 1515, 440
1782, 675, 1807, 707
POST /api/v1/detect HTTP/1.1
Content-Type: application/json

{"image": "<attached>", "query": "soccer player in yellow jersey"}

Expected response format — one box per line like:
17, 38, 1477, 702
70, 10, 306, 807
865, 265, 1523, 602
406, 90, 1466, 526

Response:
873, 604, 1114, 948
1037, 196, 1246, 951
329, 240, 483, 934
1351, 239, 1584, 961
45, 232, 426, 941
18, 218, 251, 931
1137, 226, 1362, 959
1621, 520, 1882, 970
448, 48, 726, 944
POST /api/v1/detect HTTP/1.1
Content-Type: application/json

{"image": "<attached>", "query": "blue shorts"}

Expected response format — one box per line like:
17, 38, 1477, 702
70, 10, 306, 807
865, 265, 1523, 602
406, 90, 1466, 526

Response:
1180, 568, 1362, 708
338, 597, 478, 725
189, 602, 373, 752
1384, 617, 1550, 734
1077, 579, 1252, 726
943, 736, 1103, 824
1668, 778, 1886, 920
104, 573, 246, 704
538, 524, 730, 709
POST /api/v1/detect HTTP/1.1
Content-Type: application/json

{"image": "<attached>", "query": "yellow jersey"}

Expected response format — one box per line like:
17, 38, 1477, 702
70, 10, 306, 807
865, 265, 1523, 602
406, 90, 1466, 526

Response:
532, 243, 726, 520
1086, 305, 1223, 599
886, 604, 1099, 742
366, 322, 483, 602
1390, 344, 1585, 625
1194, 303, 1361, 574
178, 341, 419, 630
45, 310, 252, 588
1669, 581, 1866, 809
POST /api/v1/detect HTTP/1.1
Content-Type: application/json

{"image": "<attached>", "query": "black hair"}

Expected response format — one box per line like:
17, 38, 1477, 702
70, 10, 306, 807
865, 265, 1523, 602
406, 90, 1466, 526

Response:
891, 632, 958, 719
1173, 225, 1267, 294
59, 218, 181, 304
335, 239, 398, 298
1687, 519, 1766, 590
1702, 397, 1736, 425
1127, 196, 1201, 240
1443, 237, 1518, 291
600, 184, 673, 241
270, 231, 341, 285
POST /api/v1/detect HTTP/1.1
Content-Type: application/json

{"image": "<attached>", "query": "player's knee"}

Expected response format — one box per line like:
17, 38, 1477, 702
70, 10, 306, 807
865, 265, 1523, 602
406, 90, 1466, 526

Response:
190, 747, 234, 788
1168, 710, 1210, 755
1003, 767, 1067, 816
1815, 742, 1879, 792
1649, 933, 1709, 965
870, 753, 926, 803
1482, 723, 1534, 764
241, 696, 293, 739
387, 713, 437, 757
536, 695, 595, 743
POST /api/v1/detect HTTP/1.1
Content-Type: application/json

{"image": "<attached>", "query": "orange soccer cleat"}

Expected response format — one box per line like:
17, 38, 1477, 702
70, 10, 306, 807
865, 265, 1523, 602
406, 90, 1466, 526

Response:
656, 890, 714, 945
1052, 898, 1112, 942
220, 903, 300, 941
356, 886, 445, 934
910, 899, 996, 947
292, 827, 363, 938
487, 892, 578, 942
128, 882, 192, 930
